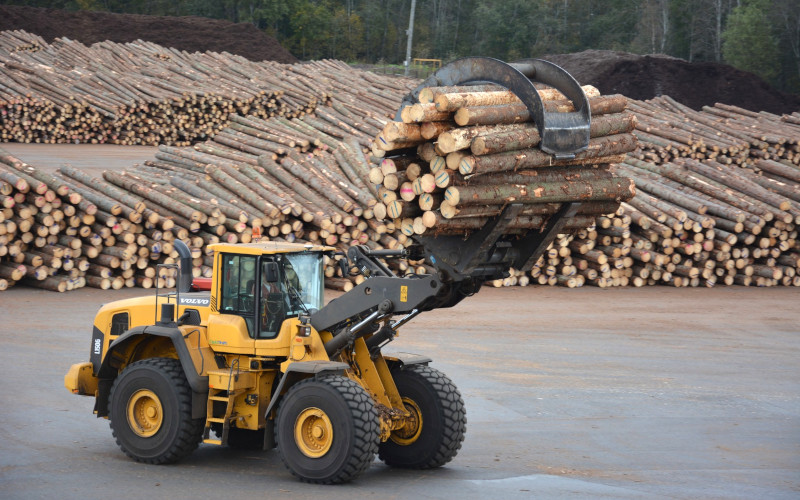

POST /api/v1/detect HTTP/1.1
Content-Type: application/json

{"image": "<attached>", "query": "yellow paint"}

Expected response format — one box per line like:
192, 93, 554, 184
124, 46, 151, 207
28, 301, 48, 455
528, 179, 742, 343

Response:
127, 389, 163, 437
390, 397, 423, 446
294, 407, 334, 458
279, 320, 332, 372
64, 362, 97, 396
208, 241, 334, 256
207, 314, 255, 355
207, 370, 257, 391
346, 337, 410, 440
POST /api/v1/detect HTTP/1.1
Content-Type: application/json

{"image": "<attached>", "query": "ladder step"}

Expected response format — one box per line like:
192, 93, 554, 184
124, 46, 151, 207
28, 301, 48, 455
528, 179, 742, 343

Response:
203, 438, 222, 445
209, 396, 230, 402
206, 417, 231, 424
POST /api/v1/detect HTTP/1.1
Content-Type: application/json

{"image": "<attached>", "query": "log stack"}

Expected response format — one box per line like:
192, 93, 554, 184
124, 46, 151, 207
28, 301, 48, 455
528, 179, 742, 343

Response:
1, 33, 798, 291
494, 97, 800, 289
605, 97, 800, 288
0, 147, 97, 291
0, 30, 411, 146
0, 102, 414, 291
0, 42, 422, 291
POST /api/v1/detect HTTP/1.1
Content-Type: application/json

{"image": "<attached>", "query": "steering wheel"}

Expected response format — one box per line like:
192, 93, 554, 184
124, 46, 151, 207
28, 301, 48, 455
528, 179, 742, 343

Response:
242, 296, 254, 312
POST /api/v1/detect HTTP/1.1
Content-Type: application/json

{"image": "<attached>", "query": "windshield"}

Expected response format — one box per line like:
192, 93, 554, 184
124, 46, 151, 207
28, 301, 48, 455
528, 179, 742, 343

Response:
283, 252, 324, 313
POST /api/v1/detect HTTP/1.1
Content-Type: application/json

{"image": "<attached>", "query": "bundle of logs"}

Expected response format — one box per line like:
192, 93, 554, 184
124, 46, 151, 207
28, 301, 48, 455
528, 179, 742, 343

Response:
0, 30, 408, 146
370, 84, 637, 240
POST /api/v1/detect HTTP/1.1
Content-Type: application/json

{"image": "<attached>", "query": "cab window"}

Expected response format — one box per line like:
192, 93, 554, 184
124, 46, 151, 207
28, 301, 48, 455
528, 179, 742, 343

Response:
110, 312, 129, 336
220, 254, 257, 335
258, 258, 286, 339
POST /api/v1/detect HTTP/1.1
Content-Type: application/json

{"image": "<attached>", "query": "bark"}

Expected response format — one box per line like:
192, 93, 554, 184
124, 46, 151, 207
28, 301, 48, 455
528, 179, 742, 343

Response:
449, 177, 635, 207
453, 94, 629, 126
459, 133, 637, 175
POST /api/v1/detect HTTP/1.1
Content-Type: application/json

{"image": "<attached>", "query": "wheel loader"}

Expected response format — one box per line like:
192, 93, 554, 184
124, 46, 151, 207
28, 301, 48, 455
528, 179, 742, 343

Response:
64, 58, 593, 484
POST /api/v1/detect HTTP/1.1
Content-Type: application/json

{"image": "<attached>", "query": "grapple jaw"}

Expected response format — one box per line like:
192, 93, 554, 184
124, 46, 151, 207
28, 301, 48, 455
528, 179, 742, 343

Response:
396, 57, 591, 159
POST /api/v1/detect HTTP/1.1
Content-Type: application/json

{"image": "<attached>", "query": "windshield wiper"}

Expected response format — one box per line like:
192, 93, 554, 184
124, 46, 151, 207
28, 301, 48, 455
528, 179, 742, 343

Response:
286, 281, 308, 314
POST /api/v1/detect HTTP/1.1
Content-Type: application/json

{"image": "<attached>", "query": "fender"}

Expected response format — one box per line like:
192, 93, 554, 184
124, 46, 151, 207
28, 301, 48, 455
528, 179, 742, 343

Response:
263, 361, 350, 419
384, 352, 432, 369
94, 325, 209, 418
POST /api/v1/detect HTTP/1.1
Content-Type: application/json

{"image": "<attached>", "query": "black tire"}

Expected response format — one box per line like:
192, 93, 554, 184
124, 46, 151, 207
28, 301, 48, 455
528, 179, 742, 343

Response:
108, 358, 204, 464
276, 375, 379, 484
378, 364, 466, 469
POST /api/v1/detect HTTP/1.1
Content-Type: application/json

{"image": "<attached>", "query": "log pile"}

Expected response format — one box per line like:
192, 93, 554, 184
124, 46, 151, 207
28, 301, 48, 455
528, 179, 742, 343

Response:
0, 147, 99, 291
0, 30, 409, 146
628, 96, 799, 166
494, 97, 800, 288
602, 97, 800, 287
0, 39, 421, 291
0, 100, 417, 291
1, 33, 798, 291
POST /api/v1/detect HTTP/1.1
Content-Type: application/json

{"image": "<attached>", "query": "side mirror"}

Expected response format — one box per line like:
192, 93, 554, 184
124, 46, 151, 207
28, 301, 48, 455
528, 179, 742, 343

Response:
264, 262, 280, 283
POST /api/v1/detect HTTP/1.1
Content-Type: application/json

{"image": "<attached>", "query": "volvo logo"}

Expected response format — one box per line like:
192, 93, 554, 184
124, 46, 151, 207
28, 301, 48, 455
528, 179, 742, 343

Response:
179, 297, 210, 306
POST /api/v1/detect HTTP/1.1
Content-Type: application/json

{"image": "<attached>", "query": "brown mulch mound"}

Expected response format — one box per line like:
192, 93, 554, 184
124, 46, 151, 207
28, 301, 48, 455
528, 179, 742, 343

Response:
0, 4, 297, 63
543, 50, 800, 114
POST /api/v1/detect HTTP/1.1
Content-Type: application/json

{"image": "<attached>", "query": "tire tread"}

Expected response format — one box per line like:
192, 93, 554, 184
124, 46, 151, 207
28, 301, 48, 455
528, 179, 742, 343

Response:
379, 364, 467, 469
277, 375, 379, 484
109, 357, 203, 464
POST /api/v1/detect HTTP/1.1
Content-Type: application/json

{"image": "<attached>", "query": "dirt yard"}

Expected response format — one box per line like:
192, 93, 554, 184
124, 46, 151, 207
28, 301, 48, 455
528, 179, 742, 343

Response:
0, 285, 798, 499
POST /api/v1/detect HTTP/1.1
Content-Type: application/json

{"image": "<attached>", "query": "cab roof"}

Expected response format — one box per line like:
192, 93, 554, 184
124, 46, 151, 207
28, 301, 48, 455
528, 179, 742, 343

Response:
207, 241, 336, 256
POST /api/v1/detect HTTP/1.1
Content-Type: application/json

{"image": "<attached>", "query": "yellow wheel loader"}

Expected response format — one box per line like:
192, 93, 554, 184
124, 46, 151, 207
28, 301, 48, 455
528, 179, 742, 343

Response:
65, 57, 592, 484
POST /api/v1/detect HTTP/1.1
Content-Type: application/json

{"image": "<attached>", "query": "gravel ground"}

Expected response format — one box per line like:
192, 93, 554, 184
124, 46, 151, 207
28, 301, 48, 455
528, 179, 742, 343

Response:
0, 285, 797, 499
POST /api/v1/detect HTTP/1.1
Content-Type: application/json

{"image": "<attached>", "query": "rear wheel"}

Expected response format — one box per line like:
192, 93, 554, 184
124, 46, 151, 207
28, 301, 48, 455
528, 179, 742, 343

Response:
109, 358, 204, 464
276, 375, 379, 484
379, 365, 466, 468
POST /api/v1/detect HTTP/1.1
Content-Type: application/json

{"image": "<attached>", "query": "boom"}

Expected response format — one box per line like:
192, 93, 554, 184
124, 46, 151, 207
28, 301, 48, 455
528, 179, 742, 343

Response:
313, 57, 591, 354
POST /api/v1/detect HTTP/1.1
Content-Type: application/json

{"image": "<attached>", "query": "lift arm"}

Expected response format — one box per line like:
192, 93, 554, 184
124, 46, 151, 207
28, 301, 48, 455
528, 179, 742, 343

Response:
312, 57, 590, 352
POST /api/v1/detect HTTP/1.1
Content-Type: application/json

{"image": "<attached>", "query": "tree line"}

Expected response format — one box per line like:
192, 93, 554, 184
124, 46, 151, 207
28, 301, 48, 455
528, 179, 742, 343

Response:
7, 0, 800, 94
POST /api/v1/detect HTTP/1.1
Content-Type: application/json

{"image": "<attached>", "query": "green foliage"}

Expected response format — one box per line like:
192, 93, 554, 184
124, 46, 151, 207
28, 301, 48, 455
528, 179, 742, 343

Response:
722, 0, 780, 83
328, 5, 365, 61
472, 1, 545, 60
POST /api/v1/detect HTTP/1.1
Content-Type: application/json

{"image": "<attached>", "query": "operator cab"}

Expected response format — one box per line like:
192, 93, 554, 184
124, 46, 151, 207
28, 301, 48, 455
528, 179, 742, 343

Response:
212, 242, 330, 339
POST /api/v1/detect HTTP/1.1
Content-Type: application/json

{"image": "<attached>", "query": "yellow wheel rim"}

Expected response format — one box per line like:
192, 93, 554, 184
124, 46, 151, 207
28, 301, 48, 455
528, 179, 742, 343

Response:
294, 407, 333, 458
391, 397, 423, 446
127, 389, 163, 438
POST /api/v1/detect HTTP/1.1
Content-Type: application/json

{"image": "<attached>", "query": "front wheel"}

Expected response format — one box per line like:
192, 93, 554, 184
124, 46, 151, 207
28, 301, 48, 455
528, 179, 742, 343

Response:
108, 358, 204, 464
276, 375, 380, 484
379, 364, 467, 468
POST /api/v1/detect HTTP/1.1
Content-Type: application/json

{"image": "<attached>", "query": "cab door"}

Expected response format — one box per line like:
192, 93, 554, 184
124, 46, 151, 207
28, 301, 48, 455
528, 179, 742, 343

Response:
207, 253, 257, 354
